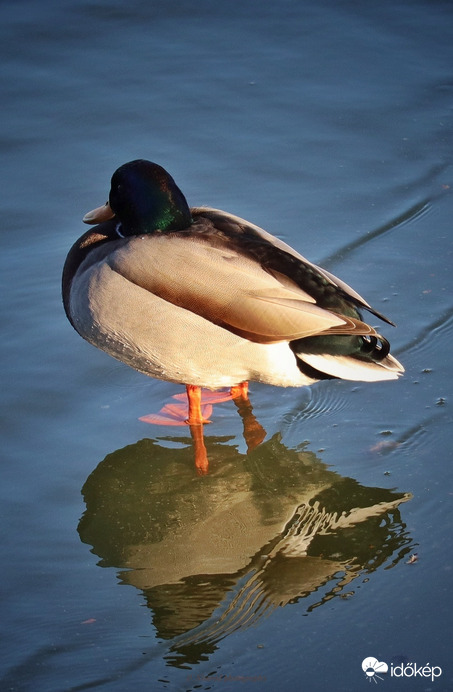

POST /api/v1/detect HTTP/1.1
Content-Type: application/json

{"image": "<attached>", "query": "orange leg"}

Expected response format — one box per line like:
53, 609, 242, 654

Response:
189, 424, 209, 474
186, 384, 211, 425
230, 381, 249, 400
231, 382, 266, 451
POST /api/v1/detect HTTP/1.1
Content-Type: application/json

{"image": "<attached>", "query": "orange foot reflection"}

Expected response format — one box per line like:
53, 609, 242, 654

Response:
139, 382, 266, 472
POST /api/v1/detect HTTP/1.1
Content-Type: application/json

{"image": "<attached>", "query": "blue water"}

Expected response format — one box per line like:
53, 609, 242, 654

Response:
1, 1, 453, 690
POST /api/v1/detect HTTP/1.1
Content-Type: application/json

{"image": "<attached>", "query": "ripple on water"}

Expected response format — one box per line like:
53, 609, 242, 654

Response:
280, 380, 354, 438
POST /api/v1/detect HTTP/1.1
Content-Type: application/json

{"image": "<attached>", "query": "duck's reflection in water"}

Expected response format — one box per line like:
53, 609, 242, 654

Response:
78, 434, 413, 667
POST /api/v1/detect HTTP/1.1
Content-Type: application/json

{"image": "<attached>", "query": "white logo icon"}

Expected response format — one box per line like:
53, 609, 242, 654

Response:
362, 657, 389, 683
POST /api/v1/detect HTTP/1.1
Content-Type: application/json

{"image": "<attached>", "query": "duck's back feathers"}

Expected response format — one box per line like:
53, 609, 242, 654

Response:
191, 208, 394, 326
107, 229, 348, 345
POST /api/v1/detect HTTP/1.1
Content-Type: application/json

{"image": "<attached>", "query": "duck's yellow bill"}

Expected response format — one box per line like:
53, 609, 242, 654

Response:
83, 201, 115, 224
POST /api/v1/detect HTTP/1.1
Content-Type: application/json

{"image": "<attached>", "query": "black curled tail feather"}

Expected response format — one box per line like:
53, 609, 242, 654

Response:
359, 334, 390, 361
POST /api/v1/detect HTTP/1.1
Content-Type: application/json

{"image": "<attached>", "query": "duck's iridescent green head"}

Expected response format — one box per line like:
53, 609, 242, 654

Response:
109, 159, 192, 235
103, 159, 192, 235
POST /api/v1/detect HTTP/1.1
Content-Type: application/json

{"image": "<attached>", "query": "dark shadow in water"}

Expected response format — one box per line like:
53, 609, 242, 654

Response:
78, 433, 413, 668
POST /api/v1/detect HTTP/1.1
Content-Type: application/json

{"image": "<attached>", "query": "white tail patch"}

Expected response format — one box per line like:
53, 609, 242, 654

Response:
300, 353, 404, 382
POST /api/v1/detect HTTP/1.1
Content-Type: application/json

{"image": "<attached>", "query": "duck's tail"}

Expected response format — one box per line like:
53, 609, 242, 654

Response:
290, 333, 404, 383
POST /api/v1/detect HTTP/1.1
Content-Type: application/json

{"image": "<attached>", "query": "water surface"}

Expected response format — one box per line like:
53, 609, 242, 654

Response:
1, 1, 453, 690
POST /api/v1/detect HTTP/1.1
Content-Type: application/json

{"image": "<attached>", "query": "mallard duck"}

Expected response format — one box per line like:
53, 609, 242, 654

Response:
62, 159, 403, 425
